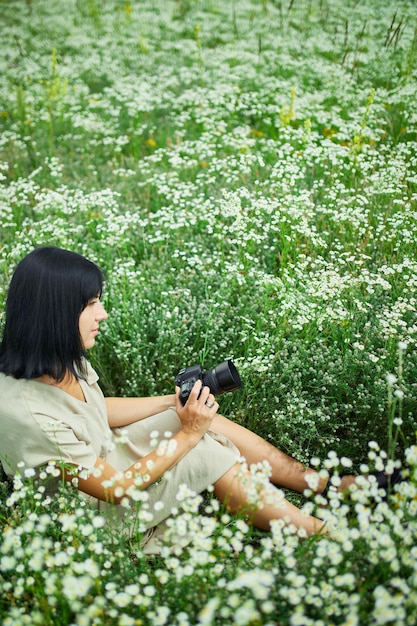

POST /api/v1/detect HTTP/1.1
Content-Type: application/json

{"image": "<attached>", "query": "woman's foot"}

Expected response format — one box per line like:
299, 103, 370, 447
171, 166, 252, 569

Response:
322, 468, 405, 497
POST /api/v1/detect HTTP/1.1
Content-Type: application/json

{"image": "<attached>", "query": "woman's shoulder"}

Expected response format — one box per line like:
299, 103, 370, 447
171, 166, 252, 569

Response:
0, 374, 48, 433
0, 372, 79, 418
0, 371, 27, 393
0, 373, 51, 413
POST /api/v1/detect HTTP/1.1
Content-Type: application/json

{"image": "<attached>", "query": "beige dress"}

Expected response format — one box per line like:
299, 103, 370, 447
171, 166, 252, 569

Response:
0, 360, 240, 552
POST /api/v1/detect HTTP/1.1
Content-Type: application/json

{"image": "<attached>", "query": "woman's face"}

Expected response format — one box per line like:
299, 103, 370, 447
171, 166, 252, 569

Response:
78, 296, 108, 349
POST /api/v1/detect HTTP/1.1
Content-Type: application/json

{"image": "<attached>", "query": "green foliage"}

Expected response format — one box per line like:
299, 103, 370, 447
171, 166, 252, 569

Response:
1, 452, 417, 625
1, 0, 417, 623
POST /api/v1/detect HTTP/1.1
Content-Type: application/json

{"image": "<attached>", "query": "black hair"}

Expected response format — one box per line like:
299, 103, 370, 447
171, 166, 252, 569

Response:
0, 247, 104, 380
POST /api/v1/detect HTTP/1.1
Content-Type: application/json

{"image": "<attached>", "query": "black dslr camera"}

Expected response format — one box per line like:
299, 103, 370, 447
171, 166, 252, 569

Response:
175, 360, 242, 406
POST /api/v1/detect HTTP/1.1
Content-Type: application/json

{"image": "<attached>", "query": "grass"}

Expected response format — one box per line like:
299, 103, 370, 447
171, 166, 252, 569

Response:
1, 0, 417, 623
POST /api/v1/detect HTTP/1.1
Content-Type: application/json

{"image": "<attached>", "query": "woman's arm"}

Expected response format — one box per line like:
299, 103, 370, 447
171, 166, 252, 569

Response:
66, 429, 200, 504
105, 394, 177, 428
66, 382, 218, 504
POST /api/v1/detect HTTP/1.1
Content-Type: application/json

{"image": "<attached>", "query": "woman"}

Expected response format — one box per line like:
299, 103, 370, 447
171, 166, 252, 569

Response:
0, 247, 351, 552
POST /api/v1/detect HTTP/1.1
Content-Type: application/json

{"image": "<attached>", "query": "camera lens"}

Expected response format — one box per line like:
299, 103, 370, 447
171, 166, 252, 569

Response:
203, 360, 242, 396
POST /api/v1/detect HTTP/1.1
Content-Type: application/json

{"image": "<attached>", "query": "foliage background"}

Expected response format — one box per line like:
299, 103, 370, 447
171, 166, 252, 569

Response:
1, 1, 417, 624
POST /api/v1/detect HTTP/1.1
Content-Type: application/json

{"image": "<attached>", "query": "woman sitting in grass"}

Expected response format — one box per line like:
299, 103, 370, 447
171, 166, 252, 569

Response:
0, 247, 399, 553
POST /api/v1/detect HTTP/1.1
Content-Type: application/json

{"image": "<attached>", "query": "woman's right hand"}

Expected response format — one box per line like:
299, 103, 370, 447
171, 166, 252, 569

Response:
175, 380, 218, 441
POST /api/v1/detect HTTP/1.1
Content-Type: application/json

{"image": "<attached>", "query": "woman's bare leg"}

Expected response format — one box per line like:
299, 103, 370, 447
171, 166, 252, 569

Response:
213, 463, 326, 536
212, 414, 355, 493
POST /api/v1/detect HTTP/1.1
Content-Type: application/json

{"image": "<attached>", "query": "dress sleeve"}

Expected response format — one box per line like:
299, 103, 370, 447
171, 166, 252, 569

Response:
34, 416, 98, 469
0, 375, 106, 476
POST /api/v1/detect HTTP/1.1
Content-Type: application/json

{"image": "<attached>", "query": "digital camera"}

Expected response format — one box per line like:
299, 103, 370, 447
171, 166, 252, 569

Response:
175, 360, 242, 406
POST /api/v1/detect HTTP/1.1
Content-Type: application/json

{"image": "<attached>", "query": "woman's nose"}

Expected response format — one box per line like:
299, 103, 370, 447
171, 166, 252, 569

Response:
97, 302, 108, 320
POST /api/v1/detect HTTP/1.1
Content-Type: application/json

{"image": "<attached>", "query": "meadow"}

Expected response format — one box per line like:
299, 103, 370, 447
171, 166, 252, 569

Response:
1, 0, 417, 623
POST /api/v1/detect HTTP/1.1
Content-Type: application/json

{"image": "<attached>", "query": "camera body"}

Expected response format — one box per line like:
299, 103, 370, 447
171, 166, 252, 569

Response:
175, 360, 242, 406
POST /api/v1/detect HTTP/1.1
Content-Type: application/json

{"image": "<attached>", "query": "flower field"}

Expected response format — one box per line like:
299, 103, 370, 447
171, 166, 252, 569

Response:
1, 0, 417, 624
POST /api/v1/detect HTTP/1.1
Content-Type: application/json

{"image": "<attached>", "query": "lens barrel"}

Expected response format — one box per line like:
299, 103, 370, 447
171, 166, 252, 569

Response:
203, 360, 242, 395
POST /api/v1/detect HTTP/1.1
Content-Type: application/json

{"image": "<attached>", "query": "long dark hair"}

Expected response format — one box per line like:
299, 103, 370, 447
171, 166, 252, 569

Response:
0, 247, 104, 380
